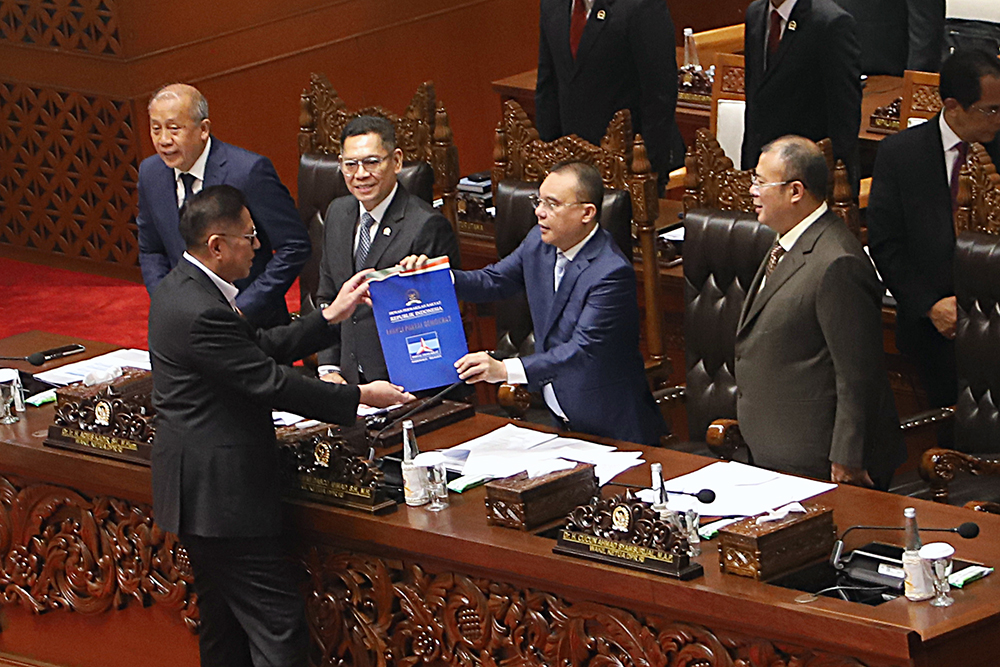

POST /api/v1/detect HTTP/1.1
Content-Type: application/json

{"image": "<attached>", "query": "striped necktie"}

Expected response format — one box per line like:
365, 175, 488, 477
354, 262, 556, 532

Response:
355, 212, 375, 269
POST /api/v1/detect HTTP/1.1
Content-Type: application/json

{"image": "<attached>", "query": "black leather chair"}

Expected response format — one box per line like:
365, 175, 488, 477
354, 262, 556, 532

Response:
678, 208, 774, 442
491, 179, 634, 360
296, 154, 435, 314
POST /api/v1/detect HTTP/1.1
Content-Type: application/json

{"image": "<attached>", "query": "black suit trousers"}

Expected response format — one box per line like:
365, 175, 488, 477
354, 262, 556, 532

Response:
181, 534, 308, 667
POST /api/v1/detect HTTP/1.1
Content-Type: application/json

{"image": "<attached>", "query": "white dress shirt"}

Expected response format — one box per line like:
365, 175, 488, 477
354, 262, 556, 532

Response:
174, 137, 212, 207
766, 0, 800, 51
503, 224, 600, 420
939, 111, 966, 185
183, 251, 240, 311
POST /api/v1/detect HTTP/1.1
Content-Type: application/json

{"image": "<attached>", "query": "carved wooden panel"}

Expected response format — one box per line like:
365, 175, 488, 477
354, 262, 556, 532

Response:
0, 80, 140, 266
302, 549, 869, 667
955, 142, 1000, 235
720, 66, 745, 96
0, 474, 197, 630
0, 0, 122, 55
911, 84, 942, 115
492, 99, 634, 190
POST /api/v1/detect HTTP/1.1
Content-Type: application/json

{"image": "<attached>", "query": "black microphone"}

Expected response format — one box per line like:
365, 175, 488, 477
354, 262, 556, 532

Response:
368, 380, 463, 448
830, 522, 979, 569
0, 344, 85, 366
664, 488, 717, 504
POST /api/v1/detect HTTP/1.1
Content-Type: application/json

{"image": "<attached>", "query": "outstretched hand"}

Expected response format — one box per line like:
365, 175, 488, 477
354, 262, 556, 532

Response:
455, 352, 507, 384
398, 254, 432, 272
322, 269, 373, 324
358, 381, 415, 408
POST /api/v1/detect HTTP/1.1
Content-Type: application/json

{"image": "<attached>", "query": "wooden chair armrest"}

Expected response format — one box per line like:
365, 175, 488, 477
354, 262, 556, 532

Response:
664, 166, 687, 192
653, 385, 686, 405
497, 383, 532, 420
706, 418, 752, 463
919, 447, 1000, 504
858, 177, 871, 209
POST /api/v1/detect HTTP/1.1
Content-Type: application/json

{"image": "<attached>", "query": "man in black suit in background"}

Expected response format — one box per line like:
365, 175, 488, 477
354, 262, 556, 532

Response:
535, 0, 687, 186
868, 51, 1000, 438
832, 0, 944, 75
148, 185, 412, 666
742, 0, 863, 189
315, 116, 460, 387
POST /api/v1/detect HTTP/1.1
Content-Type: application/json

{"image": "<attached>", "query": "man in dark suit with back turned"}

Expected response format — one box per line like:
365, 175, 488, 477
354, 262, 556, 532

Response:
315, 116, 460, 387
138, 83, 310, 328
736, 136, 904, 487
403, 161, 667, 446
831, 0, 944, 75
149, 184, 412, 667
535, 0, 687, 186
742, 0, 863, 189
868, 51, 1000, 437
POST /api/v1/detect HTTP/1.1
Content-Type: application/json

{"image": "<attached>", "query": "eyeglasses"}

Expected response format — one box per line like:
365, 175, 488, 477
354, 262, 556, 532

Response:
528, 194, 589, 212
211, 228, 258, 244
750, 172, 795, 189
971, 104, 1000, 118
340, 154, 390, 175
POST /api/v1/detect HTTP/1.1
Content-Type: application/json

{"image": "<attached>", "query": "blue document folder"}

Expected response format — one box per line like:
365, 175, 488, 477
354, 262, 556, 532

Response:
368, 258, 468, 392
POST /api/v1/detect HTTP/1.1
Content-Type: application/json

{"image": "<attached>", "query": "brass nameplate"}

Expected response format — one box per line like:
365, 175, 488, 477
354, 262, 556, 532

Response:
554, 528, 702, 579
44, 425, 151, 465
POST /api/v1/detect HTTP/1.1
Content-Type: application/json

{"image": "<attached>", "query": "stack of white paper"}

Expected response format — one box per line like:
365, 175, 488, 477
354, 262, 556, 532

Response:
637, 461, 837, 517
34, 349, 151, 386
440, 425, 645, 486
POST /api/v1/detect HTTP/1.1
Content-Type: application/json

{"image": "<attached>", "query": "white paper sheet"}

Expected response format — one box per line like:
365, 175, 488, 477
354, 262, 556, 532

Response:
637, 461, 836, 517
34, 349, 151, 386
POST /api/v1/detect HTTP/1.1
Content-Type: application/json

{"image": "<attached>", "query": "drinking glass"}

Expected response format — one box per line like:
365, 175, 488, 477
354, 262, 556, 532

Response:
0, 377, 19, 425
425, 462, 449, 512
919, 542, 956, 607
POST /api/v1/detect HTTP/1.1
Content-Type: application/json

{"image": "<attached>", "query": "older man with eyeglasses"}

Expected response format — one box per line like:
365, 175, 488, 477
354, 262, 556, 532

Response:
314, 115, 460, 388
736, 135, 904, 489
137, 83, 310, 328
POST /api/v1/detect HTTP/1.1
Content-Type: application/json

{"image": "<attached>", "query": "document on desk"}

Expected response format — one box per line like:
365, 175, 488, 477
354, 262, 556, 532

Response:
442, 426, 645, 485
34, 348, 151, 386
637, 461, 837, 517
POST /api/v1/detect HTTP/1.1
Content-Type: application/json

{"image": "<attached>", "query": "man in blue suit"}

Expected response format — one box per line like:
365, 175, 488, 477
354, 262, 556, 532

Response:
404, 161, 666, 446
137, 83, 310, 328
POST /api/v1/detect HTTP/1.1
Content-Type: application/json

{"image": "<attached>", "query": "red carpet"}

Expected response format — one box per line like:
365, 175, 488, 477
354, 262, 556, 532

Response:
0, 258, 300, 349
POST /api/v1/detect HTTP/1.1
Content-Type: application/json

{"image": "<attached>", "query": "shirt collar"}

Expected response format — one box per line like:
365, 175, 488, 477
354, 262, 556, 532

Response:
561, 223, 600, 262
358, 181, 399, 225
940, 111, 964, 153
778, 201, 827, 251
175, 136, 212, 183
182, 250, 239, 310
772, 0, 797, 22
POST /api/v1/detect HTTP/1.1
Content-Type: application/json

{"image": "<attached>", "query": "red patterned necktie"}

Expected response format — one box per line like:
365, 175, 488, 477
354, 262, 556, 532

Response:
570, 0, 587, 58
767, 8, 782, 67
950, 141, 968, 211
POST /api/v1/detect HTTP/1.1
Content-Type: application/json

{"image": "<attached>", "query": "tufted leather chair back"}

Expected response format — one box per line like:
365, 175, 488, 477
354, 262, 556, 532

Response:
954, 230, 1000, 453
683, 208, 775, 441
296, 154, 435, 313
493, 179, 633, 357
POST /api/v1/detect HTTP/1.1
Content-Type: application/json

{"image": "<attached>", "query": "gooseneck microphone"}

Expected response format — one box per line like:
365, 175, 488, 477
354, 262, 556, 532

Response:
830, 522, 979, 569
607, 482, 716, 505
0, 344, 86, 366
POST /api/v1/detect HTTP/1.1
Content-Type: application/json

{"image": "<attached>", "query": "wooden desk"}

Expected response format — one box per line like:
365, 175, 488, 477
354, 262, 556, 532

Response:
1, 333, 998, 667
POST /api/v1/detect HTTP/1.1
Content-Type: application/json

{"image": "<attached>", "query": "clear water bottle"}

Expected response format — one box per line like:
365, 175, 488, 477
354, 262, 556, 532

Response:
682, 27, 701, 72
903, 507, 934, 601
401, 420, 429, 506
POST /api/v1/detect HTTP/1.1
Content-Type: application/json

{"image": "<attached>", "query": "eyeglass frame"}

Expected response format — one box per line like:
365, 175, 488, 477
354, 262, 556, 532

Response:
750, 172, 804, 190
209, 227, 258, 245
528, 193, 592, 212
970, 103, 1000, 118
339, 154, 391, 175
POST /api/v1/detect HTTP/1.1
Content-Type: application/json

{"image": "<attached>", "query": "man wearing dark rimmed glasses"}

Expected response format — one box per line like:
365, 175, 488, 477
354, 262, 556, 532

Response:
314, 116, 460, 387
868, 51, 1000, 444
137, 83, 310, 328
736, 136, 904, 488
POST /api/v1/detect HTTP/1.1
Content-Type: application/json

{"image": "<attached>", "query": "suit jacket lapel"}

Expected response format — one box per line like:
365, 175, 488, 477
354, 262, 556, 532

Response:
540, 231, 601, 341
760, 0, 809, 86
178, 258, 233, 311
739, 213, 832, 333
154, 159, 182, 231
201, 139, 228, 187
363, 186, 408, 269
551, 0, 575, 77
571, 0, 612, 78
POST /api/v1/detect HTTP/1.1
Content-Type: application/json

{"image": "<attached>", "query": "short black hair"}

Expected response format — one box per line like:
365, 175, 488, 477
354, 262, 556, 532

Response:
549, 160, 604, 220
940, 50, 1000, 109
179, 184, 248, 249
341, 115, 397, 152
762, 135, 829, 199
